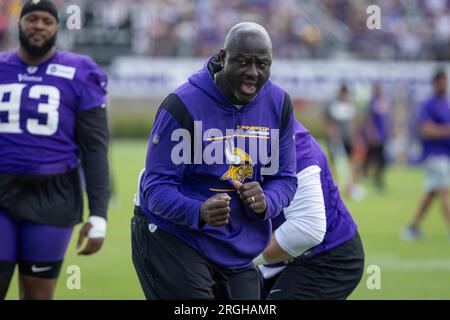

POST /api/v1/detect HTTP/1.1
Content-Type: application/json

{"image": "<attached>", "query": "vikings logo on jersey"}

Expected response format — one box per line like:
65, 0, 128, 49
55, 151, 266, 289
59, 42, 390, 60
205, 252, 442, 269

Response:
220, 140, 254, 183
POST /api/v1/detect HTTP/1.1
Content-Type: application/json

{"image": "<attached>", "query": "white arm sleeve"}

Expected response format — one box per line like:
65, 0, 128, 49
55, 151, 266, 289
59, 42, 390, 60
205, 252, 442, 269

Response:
274, 165, 326, 257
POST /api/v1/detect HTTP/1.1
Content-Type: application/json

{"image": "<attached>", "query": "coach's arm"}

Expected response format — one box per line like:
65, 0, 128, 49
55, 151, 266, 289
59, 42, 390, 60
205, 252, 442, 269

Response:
140, 101, 205, 230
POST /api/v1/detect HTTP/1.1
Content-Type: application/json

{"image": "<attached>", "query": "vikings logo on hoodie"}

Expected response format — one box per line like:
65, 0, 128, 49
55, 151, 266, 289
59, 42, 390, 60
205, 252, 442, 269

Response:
220, 141, 254, 183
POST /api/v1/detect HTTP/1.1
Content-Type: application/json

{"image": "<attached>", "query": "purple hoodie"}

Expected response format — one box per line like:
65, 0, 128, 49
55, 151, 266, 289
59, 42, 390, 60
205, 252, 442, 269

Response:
140, 56, 297, 270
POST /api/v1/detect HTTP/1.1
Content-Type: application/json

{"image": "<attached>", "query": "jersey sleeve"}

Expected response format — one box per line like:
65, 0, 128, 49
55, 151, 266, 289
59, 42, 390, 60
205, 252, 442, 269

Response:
295, 127, 320, 172
261, 92, 298, 220
76, 57, 108, 112
418, 100, 434, 125
274, 165, 326, 257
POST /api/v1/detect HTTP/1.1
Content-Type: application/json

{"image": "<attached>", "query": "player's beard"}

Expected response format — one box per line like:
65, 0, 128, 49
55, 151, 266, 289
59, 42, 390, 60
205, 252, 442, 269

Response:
19, 26, 56, 58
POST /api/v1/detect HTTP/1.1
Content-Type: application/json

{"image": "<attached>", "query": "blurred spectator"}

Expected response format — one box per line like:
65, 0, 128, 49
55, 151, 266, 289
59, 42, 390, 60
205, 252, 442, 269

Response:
325, 84, 357, 159
363, 82, 391, 192
324, 84, 365, 201
1, 0, 449, 60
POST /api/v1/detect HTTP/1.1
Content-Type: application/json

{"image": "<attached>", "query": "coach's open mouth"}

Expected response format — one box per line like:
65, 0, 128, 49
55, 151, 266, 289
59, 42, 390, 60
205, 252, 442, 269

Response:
241, 82, 257, 95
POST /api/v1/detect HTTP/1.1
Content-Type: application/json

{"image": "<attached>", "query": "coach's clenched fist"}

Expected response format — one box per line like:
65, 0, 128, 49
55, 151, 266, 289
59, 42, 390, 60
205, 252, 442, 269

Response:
233, 180, 267, 214
199, 193, 231, 227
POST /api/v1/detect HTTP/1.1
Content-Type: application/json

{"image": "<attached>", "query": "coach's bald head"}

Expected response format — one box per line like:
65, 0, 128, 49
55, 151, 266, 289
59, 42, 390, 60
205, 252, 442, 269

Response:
223, 22, 272, 56
216, 22, 273, 105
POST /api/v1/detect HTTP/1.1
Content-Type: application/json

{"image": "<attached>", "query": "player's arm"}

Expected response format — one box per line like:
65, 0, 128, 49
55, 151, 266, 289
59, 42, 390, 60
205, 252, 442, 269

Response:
420, 121, 450, 139
257, 92, 298, 220
254, 165, 326, 265
75, 106, 110, 255
419, 101, 450, 139
73, 58, 110, 255
141, 95, 229, 229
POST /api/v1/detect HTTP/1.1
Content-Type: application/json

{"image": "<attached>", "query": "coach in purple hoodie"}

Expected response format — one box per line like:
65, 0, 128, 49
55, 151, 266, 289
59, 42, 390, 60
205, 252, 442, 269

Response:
131, 22, 297, 299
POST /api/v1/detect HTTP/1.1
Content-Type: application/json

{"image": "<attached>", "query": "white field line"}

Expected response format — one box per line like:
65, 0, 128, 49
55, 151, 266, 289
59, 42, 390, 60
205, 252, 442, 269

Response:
367, 255, 450, 271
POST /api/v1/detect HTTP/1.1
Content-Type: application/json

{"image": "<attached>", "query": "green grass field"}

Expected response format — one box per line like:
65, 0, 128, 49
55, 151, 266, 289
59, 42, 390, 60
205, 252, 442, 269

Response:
5, 139, 450, 300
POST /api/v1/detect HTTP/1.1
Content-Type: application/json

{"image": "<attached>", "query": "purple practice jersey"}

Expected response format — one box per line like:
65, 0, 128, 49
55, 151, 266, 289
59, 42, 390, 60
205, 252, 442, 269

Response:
0, 51, 107, 174
271, 120, 358, 257
418, 95, 450, 159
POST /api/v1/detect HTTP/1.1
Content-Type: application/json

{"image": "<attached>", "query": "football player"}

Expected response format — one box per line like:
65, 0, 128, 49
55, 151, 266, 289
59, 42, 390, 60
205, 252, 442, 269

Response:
0, 0, 110, 300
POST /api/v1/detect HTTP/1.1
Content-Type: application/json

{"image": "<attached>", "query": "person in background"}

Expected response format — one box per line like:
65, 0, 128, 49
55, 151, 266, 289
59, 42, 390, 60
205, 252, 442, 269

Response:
402, 70, 450, 241
325, 84, 364, 200
0, 0, 110, 300
363, 82, 391, 192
